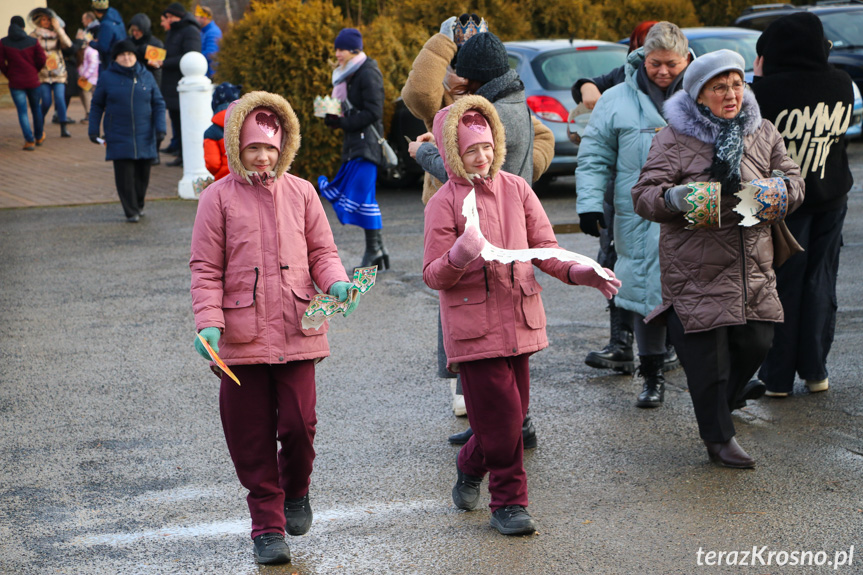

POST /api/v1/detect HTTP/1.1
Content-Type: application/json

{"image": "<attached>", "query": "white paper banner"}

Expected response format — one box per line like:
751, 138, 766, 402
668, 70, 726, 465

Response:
461, 189, 611, 280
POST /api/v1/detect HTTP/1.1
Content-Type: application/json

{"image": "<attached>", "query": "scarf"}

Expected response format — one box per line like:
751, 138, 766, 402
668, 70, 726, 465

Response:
331, 52, 367, 104
698, 103, 747, 195
476, 68, 524, 103
636, 63, 685, 120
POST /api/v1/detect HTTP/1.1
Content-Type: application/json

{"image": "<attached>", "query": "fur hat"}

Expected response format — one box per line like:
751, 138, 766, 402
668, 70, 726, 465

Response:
334, 28, 363, 51
91, 0, 109, 10
240, 107, 283, 152
163, 2, 186, 17
683, 49, 745, 101
456, 32, 509, 83
457, 109, 495, 156
110, 39, 137, 61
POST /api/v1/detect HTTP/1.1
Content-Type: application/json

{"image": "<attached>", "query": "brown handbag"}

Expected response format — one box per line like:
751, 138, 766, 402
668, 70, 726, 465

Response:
772, 220, 803, 268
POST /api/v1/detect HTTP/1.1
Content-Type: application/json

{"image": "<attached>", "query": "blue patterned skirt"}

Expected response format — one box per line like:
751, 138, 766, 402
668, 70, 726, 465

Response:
318, 158, 381, 230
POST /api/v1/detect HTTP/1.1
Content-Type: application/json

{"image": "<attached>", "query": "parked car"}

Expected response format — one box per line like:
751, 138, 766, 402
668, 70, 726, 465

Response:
682, 27, 761, 82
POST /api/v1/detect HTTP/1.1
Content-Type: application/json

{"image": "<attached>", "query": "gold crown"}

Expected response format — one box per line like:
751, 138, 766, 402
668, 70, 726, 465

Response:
91, 0, 109, 9
195, 5, 213, 18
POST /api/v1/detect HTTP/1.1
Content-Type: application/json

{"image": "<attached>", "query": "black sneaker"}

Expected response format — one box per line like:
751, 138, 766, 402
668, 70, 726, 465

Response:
452, 463, 482, 510
252, 532, 291, 564
490, 505, 536, 535
284, 493, 312, 536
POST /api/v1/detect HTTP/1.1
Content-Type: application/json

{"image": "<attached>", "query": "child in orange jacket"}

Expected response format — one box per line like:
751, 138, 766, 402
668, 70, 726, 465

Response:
203, 82, 241, 180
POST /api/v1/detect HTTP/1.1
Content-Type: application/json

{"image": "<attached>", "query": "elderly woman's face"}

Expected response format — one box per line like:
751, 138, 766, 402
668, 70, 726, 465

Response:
645, 49, 688, 89
698, 72, 745, 119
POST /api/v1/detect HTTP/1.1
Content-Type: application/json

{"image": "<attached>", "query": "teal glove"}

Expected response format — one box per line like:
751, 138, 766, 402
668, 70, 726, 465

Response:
194, 327, 221, 361
329, 281, 361, 318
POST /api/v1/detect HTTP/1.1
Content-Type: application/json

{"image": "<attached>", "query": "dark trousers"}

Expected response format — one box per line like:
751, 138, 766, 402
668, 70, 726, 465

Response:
667, 310, 773, 443
759, 205, 847, 393
458, 354, 530, 511
112, 159, 151, 218
168, 108, 182, 154
220, 361, 317, 539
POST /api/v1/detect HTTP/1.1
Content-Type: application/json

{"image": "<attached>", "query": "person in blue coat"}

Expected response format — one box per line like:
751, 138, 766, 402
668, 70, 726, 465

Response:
195, 5, 222, 78
89, 39, 166, 223
89, 0, 126, 72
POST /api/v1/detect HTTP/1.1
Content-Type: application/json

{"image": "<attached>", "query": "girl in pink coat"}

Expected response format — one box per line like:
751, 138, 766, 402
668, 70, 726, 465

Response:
423, 95, 620, 535
189, 91, 360, 565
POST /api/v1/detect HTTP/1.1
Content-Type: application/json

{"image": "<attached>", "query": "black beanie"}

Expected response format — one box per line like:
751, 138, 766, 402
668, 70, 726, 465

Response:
111, 39, 137, 60
163, 2, 186, 17
11, 16, 25, 28
456, 32, 509, 83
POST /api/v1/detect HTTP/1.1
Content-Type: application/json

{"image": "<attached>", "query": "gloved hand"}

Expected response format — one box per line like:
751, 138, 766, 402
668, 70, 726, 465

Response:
194, 327, 221, 361
329, 281, 360, 318
578, 212, 605, 237
448, 225, 485, 268
89, 134, 100, 144
770, 169, 791, 190
569, 264, 621, 299
439, 16, 457, 41
664, 184, 691, 212
156, 131, 166, 142
324, 114, 341, 129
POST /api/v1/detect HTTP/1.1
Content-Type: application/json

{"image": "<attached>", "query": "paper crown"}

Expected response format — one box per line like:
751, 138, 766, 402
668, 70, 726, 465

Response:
195, 5, 213, 18
313, 96, 342, 118
91, 0, 109, 10
454, 17, 488, 47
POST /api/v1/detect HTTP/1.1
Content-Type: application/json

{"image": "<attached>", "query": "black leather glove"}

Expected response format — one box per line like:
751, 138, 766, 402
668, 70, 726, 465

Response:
156, 131, 166, 142
578, 212, 605, 237
324, 114, 341, 128
89, 134, 100, 144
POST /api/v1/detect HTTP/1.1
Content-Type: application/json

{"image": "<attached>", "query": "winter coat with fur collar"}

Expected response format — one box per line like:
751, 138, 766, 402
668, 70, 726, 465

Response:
631, 89, 804, 333
423, 95, 573, 369
190, 91, 349, 365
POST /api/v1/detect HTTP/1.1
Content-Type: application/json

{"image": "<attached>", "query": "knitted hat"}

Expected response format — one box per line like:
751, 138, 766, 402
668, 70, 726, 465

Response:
10, 16, 25, 28
110, 39, 137, 61
334, 28, 362, 51
683, 49, 745, 101
457, 109, 495, 157
240, 107, 282, 152
212, 82, 242, 112
456, 32, 509, 83
163, 2, 187, 17
91, 0, 109, 10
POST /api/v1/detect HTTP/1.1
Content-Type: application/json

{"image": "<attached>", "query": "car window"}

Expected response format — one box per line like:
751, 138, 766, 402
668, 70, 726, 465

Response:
530, 46, 627, 91
508, 55, 519, 70
687, 36, 759, 72
818, 11, 863, 49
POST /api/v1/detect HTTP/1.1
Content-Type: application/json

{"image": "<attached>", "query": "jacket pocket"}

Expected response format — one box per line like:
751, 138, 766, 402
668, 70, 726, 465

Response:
292, 286, 329, 336
520, 280, 546, 330
446, 287, 488, 340
221, 291, 257, 343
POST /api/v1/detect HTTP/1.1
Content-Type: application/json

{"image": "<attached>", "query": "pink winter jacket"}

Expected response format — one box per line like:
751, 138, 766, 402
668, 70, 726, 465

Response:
423, 96, 575, 370
190, 91, 349, 366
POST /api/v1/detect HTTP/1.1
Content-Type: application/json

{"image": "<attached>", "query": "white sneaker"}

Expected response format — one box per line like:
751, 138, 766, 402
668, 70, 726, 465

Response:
764, 390, 790, 398
450, 379, 467, 416
806, 378, 829, 393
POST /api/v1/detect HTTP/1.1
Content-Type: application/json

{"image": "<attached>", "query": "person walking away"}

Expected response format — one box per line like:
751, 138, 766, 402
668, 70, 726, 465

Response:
318, 28, 390, 270
88, 40, 165, 222
29, 8, 72, 138
204, 82, 242, 181
632, 50, 804, 467
190, 90, 361, 565
195, 5, 221, 78
89, 0, 126, 72
424, 95, 619, 535
158, 2, 202, 167
0, 16, 47, 150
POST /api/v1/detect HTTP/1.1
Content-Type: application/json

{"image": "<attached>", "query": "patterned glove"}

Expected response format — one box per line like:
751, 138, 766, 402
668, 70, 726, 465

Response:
329, 281, 360, 318
194, 327, 221, 361
439, 16, 457, 41
665, 184, 691, 212
448, 226, 485, 268
569, 264, 621, 299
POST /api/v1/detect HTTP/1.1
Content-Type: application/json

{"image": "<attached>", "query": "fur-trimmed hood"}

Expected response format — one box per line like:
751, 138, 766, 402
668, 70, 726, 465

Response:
431, 94, 506, 183
663, 88, 763, 143
224, 91, 301, 184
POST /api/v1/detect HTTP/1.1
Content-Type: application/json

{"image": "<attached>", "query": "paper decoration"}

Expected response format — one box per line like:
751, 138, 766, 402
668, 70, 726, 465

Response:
196, 332, 241, 386
461, 190, 611, 280
302, 266, 377, 330
45, 54, 59, 71
77, 77, 93, 91
313, 95, 342, 118
682, 182, 721, 230
145, 45, 167, 62
193, 177, 214, 198
734, 177, 788, 227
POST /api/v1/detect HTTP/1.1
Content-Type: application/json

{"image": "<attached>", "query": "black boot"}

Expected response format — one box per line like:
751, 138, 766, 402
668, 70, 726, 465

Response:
522, 410, 537, 449
635, 354, 666, 408
663, 334, 680, 372
584, 300, 635, 374
359, 228, 390, 270
60, 122, 71, 138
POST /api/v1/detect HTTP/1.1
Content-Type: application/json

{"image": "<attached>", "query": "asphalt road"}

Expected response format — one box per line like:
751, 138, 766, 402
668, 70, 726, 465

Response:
1, 147, 862, 574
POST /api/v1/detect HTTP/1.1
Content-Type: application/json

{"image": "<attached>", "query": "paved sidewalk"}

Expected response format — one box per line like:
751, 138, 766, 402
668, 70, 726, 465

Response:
0, 105, 182, 210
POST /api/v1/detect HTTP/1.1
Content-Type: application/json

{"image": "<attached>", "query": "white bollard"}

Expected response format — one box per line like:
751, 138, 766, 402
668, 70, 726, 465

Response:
177, 51, 214, 200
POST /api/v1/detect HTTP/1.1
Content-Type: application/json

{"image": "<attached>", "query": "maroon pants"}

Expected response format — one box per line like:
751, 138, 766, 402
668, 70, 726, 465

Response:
219, 361, 317, 539
457, 354, 530, 511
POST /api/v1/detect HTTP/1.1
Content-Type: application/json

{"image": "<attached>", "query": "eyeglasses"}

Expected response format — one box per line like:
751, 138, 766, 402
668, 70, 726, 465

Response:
711, 82, 745, 97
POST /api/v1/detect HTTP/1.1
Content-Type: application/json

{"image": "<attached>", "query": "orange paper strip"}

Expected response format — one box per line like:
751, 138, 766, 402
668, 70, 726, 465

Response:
196, 332, 241, 386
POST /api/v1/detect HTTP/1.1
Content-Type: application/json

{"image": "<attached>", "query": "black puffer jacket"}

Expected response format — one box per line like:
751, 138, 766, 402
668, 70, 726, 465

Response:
162, 13, 200, 110
129, 13, 164, 87
339, 57, 384, 166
